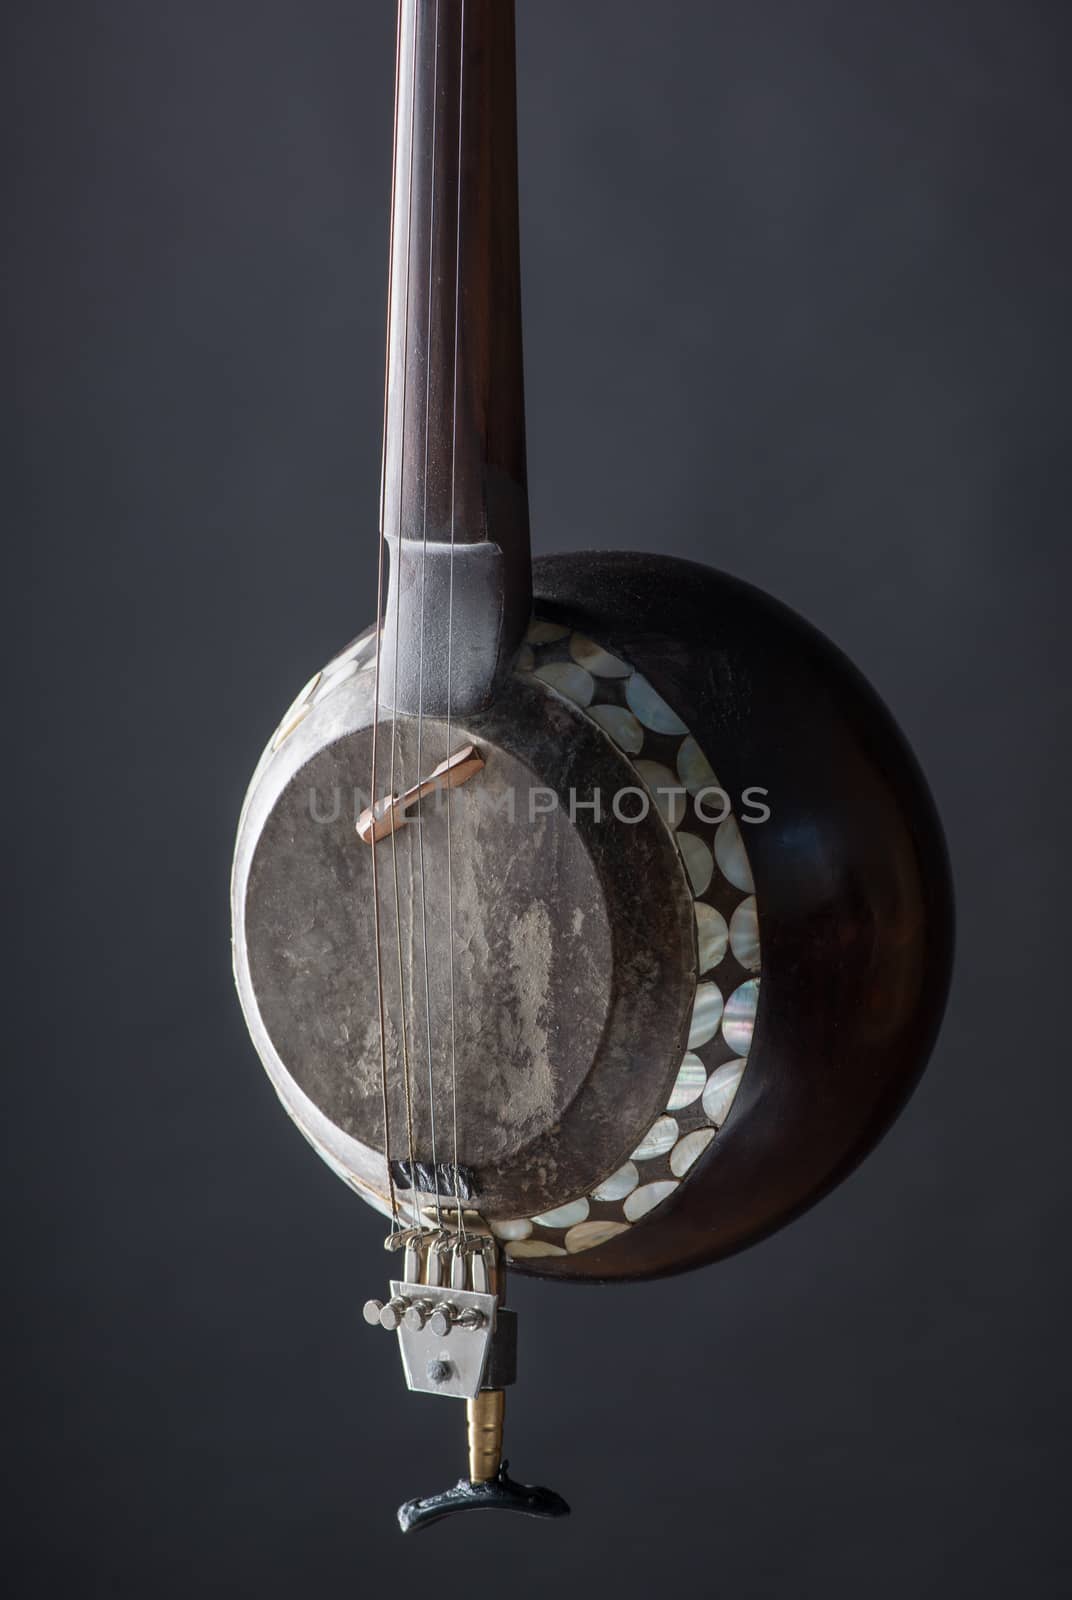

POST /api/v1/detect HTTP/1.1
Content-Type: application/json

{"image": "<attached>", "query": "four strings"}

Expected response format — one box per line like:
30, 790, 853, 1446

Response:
445, 0, 466, 1238
369, 0, 406, 1232
385, 0, 422, 1219
371, 0, 466, 1243
414, 0, 443, 1231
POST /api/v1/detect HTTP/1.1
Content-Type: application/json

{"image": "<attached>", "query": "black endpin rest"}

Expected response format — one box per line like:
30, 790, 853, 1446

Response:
397, 1462, 570, 1533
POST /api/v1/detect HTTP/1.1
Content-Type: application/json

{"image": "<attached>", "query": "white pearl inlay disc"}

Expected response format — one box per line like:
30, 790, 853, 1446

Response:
505, 1239, 567, 1259
313, 660, 360, 702
323, 635, 371, 675
624, 1180, 679, 1222
714, 815, 754, 892
670, 1128, 716, 1177
489, 1218, 533, 1241
728, 896, 760, 970
526, 620, 569, 643
569, 634, 633, 678
723, 978, 759, 1056
688, 982, 724, 1048
591, 1162, 639, 1201
625, 674, 688, 735
634, 761, 687, 829
702, 1057, 746, 1126
677, 832, 714, 896
631, 1115, 679, 1161
322, 632, 376, 684
272, 703, 311, 749
586, 704, 645, 754
666, 1052, 707, 1111
676, 734, 719, 796
564, 1220, 631, 1253
695, 902, 729, 973
532, 1198, 590, 1229
532, 662, 595, 707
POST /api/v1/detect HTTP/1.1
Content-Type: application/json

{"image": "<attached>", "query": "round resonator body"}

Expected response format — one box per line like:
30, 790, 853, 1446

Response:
231, 551, 953, 1281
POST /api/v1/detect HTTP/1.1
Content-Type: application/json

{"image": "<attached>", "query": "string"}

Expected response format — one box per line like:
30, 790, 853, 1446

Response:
386, 0, 421, 1218
370, 0, 407, 1231
444, 0, 466, 1239
415, 0, 443, 1229
371, 488, 397, 1230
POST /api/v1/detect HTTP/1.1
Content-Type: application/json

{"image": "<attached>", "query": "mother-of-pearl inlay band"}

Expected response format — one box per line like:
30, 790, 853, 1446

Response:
489, 619, 762, 1259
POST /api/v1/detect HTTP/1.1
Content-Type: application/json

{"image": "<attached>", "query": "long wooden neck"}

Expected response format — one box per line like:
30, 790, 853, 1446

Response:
379, 0, 531, 715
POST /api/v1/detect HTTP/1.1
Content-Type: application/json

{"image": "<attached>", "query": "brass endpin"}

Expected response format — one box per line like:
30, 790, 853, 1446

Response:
466, 1389, 506, 1483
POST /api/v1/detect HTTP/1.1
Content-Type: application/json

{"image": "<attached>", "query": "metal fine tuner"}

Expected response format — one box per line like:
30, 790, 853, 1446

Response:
231, 1, 953, 1531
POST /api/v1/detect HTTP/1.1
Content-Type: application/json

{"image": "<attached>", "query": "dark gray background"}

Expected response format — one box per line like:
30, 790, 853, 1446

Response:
7, 0, 1069, 1594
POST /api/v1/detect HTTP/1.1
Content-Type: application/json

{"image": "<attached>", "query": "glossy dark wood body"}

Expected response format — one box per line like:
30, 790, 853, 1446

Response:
512, 550, 954, 1283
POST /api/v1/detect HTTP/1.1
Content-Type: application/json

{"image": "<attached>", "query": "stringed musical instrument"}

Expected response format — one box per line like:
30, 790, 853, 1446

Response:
231, 0, 953, 1531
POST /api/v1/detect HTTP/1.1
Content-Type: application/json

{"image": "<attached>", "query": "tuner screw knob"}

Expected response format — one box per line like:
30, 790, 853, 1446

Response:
403, 1299, 433, 1331
455, 1308, 486, 1331
362, 1299, 385, 1327
379, 1296, 409, 1331
428, 1304, 455, 1337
